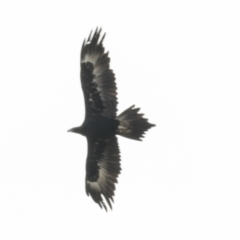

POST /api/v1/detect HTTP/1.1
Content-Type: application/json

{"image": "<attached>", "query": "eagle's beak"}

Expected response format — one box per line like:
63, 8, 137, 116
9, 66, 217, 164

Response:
67, 126, 81, 134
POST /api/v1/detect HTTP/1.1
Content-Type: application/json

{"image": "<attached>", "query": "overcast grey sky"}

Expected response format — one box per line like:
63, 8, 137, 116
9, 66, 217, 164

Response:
0, 0, 240, 239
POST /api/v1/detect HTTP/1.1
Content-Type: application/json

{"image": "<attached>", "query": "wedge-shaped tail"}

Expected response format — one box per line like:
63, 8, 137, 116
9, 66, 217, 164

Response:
117, 105, 155, 141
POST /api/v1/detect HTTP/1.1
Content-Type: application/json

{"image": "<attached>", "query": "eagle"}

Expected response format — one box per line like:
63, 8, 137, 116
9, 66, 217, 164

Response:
68, 28, 155, 211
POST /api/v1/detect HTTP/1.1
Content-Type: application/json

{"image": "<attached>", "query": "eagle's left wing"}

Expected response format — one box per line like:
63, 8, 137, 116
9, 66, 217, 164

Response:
85, 136, 121, 211
81, 28, 118, 119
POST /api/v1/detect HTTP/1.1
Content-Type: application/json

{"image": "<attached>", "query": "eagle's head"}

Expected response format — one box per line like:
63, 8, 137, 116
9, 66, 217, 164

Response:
68, 126, 84, 135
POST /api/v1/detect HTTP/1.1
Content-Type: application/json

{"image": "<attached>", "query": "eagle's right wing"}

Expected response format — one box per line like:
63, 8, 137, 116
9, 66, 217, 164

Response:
85, 136, 121, 211
80, 28, 118, 119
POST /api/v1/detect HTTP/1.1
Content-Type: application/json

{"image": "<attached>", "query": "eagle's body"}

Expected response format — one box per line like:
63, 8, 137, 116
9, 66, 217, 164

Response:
68, 28, 155, 211
72, 116, 119, 138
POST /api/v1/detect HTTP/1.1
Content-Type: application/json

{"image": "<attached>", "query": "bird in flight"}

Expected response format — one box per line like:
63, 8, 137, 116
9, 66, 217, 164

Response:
68, 28, 155, 211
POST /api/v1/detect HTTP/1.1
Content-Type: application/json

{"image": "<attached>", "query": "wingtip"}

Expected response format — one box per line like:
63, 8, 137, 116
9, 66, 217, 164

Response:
101, 200, 108, 212
93, 27, 99, 37
104, 196, 113, 210
87, 30, 92, 41
100, 32, 106, 44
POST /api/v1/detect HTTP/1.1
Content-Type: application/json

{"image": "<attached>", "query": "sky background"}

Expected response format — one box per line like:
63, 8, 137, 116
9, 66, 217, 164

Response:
1, 0, 240, 239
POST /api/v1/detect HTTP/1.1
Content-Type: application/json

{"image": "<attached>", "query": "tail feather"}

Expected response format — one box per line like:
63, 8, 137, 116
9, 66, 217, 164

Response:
117, 105, 155, 141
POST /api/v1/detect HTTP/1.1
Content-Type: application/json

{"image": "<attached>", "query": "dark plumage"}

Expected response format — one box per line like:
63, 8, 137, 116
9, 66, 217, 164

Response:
68, 28, 155, 211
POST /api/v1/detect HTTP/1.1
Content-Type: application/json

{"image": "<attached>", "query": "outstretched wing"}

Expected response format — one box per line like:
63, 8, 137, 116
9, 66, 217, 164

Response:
85, 136, 121, 211
81, 28, 118, 118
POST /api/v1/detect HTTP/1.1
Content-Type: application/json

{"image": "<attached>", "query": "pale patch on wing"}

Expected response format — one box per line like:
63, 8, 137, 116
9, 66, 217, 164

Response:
82, 51, 108, 99
86, 181, 101, 193
86, 164, 114, 211
85, 136, 121, 211
80, 28, 117, 118
97, 162, 115, 193
92, 60, 115, 103
86, 164, 111, 194
82, 50, 101, 65
86, 162, 115, 209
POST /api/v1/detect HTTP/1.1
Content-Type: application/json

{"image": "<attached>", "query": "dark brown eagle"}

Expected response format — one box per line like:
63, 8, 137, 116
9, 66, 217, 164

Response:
68, 28, 155, 211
